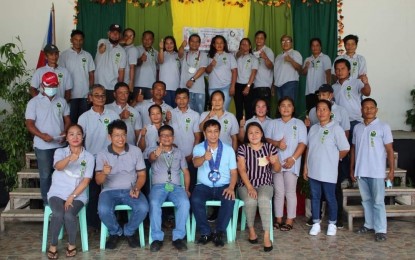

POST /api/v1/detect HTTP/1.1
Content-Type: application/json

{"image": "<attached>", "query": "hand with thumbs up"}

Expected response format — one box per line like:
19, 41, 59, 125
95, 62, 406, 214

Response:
204, 146, 213, 161
279, 137, 287, 151
239, 115, 246, 128
165, 110, 172, 123
136, 88, 144, 103
120, 106, 131, 119
159, 38, 164, 50
103, 161, 112, 175
140, 52, 147, 63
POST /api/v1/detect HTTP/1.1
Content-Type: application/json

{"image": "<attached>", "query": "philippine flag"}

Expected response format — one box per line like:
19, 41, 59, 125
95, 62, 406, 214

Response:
36, 4, 56, 69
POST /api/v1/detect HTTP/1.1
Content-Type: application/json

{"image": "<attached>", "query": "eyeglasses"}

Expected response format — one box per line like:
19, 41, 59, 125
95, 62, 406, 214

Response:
281, 40, 292, 44
92, 94, 106, 99
111, 134, 127, 139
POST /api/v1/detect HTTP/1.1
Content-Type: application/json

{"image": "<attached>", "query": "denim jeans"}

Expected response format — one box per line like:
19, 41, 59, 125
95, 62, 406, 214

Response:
189, 92, 206, 114
276, 81, 299, 103
209, 85, 231, 111
163, 90, 177, 109
35, 147, 57, 205
309, 178, 337, 224
190, 184, 235, 235
70, 98, 89, 124
98, 189, 149, 236
149, 184, 190, 241
358, 177, 387, 233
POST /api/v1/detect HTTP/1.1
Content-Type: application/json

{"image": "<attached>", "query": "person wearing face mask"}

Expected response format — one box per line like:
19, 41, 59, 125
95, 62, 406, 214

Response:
25, 72, 71, 206
94, 24, 127, 104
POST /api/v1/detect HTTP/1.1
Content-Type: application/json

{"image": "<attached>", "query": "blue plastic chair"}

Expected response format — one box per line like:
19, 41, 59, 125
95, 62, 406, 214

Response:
148, 169, 192, 244
237, 200, 274, 242
41, 205, 88, 252
99, 204, 146, 249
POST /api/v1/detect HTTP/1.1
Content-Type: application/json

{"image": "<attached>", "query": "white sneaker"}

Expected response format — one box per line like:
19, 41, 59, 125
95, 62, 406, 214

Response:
309, 223, 321, 236
327, 223, 337, 236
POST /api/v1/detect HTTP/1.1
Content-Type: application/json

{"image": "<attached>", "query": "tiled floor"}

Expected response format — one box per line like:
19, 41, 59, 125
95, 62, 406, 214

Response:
1, 215, 415, 259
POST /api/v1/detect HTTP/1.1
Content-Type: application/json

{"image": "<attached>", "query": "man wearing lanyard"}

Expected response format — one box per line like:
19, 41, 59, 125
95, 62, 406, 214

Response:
148, 125, 191, 252
191, 119, 237, 247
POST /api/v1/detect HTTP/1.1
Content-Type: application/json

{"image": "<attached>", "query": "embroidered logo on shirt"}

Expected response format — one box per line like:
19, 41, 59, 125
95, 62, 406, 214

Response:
115, 52, 121, 64
103, 118, 110, 127
292, 125, 297, 139
129, 112, 134, 124
224, 119, 229, 132
58, 73, 63, 82
56, 102, 62, 114
321, 129, 329, 143
346, 86, 352, 99
370, 130, 376, 147
330, 112, 335, 119
223, 56, 227, 65
185, 118, 191, 131
80, 160, 87, 177
82, 57, 87, 69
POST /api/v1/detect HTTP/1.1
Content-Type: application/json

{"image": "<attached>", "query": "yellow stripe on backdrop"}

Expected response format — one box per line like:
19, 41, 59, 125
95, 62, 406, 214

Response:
171, 0, 251, 44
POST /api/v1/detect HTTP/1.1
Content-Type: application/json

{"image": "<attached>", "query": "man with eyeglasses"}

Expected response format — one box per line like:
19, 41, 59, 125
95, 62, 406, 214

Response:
78, 84, 119, 230
96, 119, 149, 249
273, 35, 303, 102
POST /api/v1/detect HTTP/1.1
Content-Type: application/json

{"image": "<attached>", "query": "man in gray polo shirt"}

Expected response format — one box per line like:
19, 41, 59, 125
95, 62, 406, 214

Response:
59, 29, 95, 123
25, 71, 71, 205
96, 119, 149, 249
94, 24, 127, 104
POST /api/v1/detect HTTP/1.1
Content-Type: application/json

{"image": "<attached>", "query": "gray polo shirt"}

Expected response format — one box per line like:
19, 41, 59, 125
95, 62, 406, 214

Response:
303, 53, 331, 95
207, 52, 237, 89
47, 147, 95, 204
96, 144, 146, 192
142, 124, 160, 159
236, 53, 259, 84
25, 94, 69, 150
246, 116, 273, 138
274, 49, 303, 87
59, 48, 95, 99
308, 102, 350, 131
352, 118, 393, 179
134, 45, 158, 89
199, 111, 238, 146
307, 121, 350, 183
124, 45, 140, 85
253, 45, 274, 88
94, 39, 127, 90
78, 108, 120, 156
179, 50, 208, 94
332, 78, 364, 121
105, 102, 142, 145
171, 107, 201, 157
135, 99, 173, 126
159, 51, 181, 91
150, 147, 187, 186
31, 64, 73, 99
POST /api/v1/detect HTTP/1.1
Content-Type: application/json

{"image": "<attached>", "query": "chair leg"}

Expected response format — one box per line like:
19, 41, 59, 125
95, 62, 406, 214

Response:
191, 214, 196, 242
138, 222, 145, 248
186, 215, 192, 243
269, 200, 273, 243
41, 206, 52, 252
78, 207, 89, 252
100, 222, 108, 250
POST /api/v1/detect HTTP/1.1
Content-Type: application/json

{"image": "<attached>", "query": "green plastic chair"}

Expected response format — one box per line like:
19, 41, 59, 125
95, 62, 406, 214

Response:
99, 204, 146, 249
148, 169, 192, 244
237, 200, 274, 242
41, 204, 88, 252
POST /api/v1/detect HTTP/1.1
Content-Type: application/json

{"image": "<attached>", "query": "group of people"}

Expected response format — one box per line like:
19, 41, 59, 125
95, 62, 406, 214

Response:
24, 24, 394, 259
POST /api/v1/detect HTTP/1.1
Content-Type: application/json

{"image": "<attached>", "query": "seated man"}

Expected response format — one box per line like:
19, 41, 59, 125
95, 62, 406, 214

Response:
148, 125, 191, 252
191, 119, 237, 247
96, 120, 149, 249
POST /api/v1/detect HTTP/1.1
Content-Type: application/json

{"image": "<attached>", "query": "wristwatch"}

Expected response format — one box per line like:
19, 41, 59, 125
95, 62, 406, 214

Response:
190, 77, 196, 82
71, 194, 77, 198
247, 84, 251, 88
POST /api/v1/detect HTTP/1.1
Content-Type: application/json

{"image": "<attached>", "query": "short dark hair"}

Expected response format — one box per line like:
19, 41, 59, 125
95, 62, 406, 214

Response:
361, 97, 377, 107
203, 119, 221, 132
148, 104, 162, 116
239, 38, 252, 54
255, 30, 267, 39
114, 82, 129, 92
334, 58, 351, 71
252, 98, 269, 116
158, 125, 174, 136
123, 28, 135, 37
175, 88, 189, 97
343, 34, 359, 45
316, 99, 332, 111
309, 37, 322, 48
152, 81, 166, 90
188, 34, 201, 43
244, 122, 267, 144
142, 30, 154, 38
71, 29, 85, 38
108, 119, 127, 135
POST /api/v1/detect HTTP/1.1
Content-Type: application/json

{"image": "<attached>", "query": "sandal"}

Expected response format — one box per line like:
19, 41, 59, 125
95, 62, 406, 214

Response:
66, 246, 77, 257
273, 222, 283, 229
280, 223, 293, 231
47, 250, 58, 259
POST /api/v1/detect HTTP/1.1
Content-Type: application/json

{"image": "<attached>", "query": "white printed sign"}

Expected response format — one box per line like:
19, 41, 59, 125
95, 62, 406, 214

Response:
183, 27, 244, 52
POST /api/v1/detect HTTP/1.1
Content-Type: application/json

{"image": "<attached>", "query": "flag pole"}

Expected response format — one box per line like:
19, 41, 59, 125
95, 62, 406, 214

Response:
51, 3, 56, 45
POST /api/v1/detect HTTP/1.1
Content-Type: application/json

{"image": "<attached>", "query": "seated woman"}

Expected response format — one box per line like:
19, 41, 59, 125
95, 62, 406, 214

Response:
46, 124, 94, 259
237, 122, 281, 252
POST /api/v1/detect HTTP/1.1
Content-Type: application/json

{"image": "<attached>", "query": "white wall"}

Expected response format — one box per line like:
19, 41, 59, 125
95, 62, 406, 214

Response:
1, 0, 414, 130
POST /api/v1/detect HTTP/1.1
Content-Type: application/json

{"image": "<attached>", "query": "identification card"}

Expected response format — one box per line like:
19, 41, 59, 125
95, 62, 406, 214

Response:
188, 67, 197, 74
165, 182, 174, 192
258, 157, 269, 167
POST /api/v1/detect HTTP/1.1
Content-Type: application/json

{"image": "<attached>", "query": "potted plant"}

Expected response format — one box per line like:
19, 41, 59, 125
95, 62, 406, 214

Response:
0, 37, 32, 193
405, 89, 415, 131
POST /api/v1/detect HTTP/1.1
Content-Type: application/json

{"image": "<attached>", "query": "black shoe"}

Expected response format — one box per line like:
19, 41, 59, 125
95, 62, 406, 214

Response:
105, 235, 120, 249
125, 235, 140, 248
197, 234, 212, 245
306, 218, 314, 226
208, 210, 218, 223
264, 244, 273, 252
150, 240, 163, 252
336, 221, 344, 229
212, 232, 225, 247
375, 233, 387, 242
355, 226, 375, 234
172, 239, 188, 251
